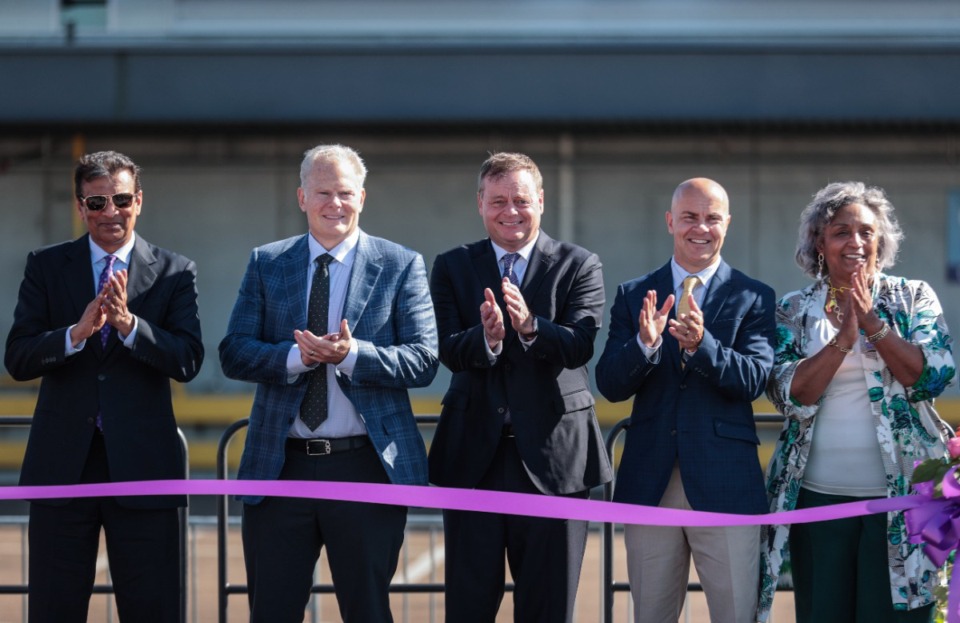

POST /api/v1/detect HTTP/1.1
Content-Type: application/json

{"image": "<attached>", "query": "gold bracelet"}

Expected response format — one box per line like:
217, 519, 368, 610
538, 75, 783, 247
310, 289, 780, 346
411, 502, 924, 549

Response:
866, 324, 891, 343
828, 336, 853, 353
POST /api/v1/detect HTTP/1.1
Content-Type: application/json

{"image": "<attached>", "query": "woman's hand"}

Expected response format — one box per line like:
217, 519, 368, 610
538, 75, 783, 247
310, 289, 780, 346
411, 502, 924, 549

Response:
850, 268, 884, 336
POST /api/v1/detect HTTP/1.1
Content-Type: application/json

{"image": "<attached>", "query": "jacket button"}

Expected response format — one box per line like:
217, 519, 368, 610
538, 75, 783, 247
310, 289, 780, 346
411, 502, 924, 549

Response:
497, 407, 505, 414
679, 383, 686, 389
98, 374, 106, 381
87, 417, 94, 424
670, 429, 677, 436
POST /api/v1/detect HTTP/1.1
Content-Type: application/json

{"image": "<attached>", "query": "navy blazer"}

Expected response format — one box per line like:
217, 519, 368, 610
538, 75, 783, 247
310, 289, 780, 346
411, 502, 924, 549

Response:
428, 232, 613, 496
219, 231, 439, 503
5, 234, 204, 509
596, 260, 776, 514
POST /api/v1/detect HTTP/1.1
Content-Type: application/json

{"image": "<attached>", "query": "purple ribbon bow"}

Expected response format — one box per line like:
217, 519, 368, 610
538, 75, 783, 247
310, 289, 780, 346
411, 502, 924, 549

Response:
906, 465, 960, 622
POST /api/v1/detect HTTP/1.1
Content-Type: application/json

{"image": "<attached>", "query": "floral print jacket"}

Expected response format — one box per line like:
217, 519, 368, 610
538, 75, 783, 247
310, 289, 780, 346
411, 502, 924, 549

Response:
758, 274, 956, 622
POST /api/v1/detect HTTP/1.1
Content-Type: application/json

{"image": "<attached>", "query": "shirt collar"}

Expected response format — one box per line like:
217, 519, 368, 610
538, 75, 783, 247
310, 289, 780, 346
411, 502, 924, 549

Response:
89, 233, 136, 266
670, 256, 721, 291
308, 228, 360, 267
491, 232, 539, 264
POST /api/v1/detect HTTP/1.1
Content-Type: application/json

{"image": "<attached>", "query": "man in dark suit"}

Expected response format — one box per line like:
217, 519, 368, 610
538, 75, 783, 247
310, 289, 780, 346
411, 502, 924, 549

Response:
596, 178, 776, 623
429, 152, 612, 622
219, 144, 438, 623
4, 150, 204, 623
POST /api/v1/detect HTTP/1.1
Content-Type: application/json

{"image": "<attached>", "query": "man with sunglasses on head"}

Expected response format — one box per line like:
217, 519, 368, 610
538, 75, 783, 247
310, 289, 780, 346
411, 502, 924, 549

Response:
5, 150, 203, 623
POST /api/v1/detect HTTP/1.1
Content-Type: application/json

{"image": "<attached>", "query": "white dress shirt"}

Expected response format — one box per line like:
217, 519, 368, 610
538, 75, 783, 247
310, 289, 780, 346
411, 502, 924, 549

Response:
65, 235, 140, 356
287, 229, 366, 439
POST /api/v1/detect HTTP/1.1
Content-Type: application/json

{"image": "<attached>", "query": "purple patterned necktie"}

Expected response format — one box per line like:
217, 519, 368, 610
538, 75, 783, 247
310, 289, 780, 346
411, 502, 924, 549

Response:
501, 253, 521, 287
98, 255, 117, 349
95, 255, 116, 431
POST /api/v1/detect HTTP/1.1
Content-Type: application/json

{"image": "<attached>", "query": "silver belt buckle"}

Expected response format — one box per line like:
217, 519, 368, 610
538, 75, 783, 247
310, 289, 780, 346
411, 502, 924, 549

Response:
306, 439, 332, 456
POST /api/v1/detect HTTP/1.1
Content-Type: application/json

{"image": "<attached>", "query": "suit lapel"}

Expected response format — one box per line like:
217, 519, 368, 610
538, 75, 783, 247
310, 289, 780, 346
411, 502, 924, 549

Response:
63, 236, 94, 325
651, 262, 682, 369
471, 240, 502, 292
701, 261, 733, 326
126, 236, 158, 317
103, 236, 158, 356
343, 232, 383, 329
522, 232, 558, 298
282, 236, 311, 329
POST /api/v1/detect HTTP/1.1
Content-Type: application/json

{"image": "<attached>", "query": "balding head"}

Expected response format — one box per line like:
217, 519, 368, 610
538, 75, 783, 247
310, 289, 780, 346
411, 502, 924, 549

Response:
671, 178, 728, 213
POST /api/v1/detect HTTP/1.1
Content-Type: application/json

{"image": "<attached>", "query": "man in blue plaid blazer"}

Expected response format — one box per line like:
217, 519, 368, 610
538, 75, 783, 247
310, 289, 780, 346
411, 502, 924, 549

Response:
219, 144, 438, 623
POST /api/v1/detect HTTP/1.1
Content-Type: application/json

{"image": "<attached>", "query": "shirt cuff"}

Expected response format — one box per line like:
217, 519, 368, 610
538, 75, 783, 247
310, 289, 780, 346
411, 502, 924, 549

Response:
65, 325, 84, 356
287, 344, 316, 383
335, 338, 360, 378
119, 315, 139, 348
485, 337, 502, 362
638, 334, 662, 363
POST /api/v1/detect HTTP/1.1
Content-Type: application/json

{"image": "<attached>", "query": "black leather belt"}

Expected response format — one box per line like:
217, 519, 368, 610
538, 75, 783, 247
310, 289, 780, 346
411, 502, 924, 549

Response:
285, 435, 371, 456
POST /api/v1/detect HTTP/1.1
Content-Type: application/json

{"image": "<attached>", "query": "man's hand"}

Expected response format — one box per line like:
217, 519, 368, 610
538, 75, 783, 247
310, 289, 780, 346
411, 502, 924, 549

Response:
638, 290, 673, 348
480, 288, 506, 349
501, 278, 535, 336
103, 269, 135, 336
295, 319, 353, 365
70, 294, 108, 348
668, 295, 704, 352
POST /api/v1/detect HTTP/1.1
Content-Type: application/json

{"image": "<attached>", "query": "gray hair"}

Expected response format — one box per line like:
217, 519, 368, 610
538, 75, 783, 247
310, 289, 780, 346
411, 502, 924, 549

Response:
795, 181, 903, 279
299, 144, 367, 187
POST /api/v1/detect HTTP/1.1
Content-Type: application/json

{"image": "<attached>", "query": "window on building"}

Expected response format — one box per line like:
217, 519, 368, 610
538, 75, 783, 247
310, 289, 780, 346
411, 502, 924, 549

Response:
61, 0, 107, 32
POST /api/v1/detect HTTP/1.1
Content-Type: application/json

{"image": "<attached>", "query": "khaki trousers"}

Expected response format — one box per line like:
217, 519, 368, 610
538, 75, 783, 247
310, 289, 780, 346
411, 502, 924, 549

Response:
623, 465, 760, 623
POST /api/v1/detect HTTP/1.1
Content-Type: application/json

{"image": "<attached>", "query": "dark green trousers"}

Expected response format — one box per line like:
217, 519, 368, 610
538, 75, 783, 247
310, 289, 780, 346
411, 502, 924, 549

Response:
790, 488, 935, 623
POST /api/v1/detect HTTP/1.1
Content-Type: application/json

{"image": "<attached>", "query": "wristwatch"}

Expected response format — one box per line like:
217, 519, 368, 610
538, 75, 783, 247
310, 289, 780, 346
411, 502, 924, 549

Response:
520, 318, 538, 341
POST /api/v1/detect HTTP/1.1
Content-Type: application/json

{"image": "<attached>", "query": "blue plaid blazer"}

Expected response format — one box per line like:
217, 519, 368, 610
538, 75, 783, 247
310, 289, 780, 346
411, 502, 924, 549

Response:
219, 231, 439, 502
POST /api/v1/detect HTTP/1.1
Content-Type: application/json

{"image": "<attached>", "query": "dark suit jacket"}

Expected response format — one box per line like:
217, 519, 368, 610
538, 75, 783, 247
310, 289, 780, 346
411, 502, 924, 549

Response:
5, 234, 204, 509
428, 232, 613, 495
596, 260, 775, 514
219, 232, 439, 503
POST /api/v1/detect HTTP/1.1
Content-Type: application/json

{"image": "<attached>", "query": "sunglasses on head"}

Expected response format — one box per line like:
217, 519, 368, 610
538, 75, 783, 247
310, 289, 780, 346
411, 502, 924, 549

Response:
80, 193, 137, 211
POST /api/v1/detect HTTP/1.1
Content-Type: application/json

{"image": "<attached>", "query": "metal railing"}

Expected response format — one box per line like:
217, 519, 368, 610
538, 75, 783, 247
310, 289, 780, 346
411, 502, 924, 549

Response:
0, 412, 792, 622
216, 413, 788, 623
214, 415, 519, 623
0, 416, 190, 623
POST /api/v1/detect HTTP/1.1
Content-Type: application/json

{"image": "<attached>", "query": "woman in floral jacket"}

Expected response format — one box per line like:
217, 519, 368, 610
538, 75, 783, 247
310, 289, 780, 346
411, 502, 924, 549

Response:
758, 181, 955, 623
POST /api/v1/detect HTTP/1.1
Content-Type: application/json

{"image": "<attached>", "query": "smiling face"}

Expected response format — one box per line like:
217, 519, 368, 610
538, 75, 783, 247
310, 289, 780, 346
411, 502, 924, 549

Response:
666, 178, 731, 273
478, 169, 543, 252
77, 170, 142, 254
298, 160, 366, 250
818, 202, 879, 286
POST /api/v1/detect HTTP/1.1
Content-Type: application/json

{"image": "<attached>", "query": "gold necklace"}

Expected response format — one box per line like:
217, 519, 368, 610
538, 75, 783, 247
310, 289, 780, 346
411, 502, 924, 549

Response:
824, 277, 851, 323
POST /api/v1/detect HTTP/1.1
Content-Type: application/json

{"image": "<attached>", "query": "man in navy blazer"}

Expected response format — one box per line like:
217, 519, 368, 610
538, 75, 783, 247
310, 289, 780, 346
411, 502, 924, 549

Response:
5, 151, 204, 622
219, 144, 438, 623
429, 153, 612, 622
596, 178, 776, 623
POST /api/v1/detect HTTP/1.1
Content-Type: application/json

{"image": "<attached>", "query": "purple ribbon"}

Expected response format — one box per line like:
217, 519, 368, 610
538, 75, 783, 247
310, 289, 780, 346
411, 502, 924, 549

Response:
906, 465, 960, 623
0, 479, 925, 526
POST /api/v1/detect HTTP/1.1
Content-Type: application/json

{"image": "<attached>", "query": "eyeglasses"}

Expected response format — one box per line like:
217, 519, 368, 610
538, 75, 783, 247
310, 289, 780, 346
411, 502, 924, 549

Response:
80, 193, 137, 211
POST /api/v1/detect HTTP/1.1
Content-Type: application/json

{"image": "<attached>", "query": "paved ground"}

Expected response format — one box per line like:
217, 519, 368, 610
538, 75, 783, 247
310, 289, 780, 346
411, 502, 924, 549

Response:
0, 520, 797, 623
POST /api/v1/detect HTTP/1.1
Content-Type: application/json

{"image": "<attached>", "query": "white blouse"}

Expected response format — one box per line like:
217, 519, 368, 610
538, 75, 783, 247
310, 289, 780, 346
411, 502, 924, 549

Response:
801, 321, 888, 496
